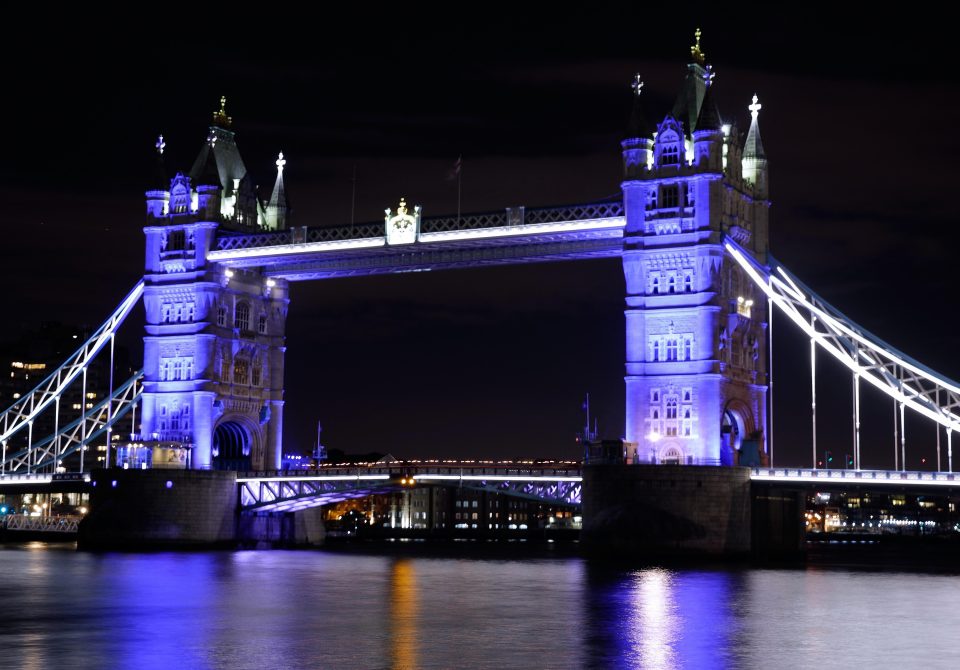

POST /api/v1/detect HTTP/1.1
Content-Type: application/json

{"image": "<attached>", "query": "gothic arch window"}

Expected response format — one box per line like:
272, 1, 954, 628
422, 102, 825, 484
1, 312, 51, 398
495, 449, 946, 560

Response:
668, 276, 677, 293
684, 338, 692, 361
684, 274, 693, 292
258, 313, 268, 334
652, 341, 660, 362
666, 398, 678, 420
217, 304, 227, 327
666, 339, 678, 361
235, 302, 250, 331
252, 363, 261, 387
651, 276, 660, 294
234, 358, 249, 385
660, 144, 680, 166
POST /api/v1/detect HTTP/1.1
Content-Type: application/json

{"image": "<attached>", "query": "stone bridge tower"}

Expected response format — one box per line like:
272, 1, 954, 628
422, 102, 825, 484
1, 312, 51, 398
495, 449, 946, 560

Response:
136, 99, 289, 471
621, 33, 770, 466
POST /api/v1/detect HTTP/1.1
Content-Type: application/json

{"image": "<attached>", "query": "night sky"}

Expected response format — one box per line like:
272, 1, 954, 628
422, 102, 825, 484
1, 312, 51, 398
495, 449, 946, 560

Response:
2, 12, 957, 468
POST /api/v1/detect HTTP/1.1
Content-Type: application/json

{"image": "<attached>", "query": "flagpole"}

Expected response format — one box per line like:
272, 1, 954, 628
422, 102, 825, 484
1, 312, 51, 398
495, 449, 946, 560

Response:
457, 157, 462, 225
350, 163, 357, 226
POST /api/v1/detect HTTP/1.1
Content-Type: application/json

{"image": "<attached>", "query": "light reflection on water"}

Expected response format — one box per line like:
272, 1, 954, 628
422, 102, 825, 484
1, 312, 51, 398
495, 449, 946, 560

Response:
1, 544, 959, 669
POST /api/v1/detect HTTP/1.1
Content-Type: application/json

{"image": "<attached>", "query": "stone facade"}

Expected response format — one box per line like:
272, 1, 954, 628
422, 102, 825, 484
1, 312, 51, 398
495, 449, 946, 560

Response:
622, 50, 770, 466
138, 103, 289, 470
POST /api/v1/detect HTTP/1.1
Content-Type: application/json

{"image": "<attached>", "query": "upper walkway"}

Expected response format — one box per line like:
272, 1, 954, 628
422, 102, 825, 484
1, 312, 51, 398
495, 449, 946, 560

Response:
209, 202, 625, 280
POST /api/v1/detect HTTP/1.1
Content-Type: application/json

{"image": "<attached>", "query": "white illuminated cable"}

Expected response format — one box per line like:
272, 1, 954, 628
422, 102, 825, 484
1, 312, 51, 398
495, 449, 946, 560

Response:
727, 244, 960, 431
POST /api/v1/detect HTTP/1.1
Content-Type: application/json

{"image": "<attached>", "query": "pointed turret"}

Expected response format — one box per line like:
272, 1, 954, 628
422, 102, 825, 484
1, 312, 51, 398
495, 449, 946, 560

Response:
671, 28, 708, 134
694, 66, 722, 132
692, 66, 723, 170
187, 97, 257, 227
742, 94, 768, 197
622, 74, 654, 179
264, 152, 289, 230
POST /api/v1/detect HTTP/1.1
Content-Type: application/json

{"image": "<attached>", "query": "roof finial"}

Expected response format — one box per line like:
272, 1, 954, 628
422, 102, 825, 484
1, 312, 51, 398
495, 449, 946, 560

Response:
690, 27, 706, 65
398, 197, 408, 216
156, 134, 166, 155
703, 64, 715, 88
631, 73, 644, 96
213, 95, 233, 128
276, 151, 286, 172
749, 94, 762, 120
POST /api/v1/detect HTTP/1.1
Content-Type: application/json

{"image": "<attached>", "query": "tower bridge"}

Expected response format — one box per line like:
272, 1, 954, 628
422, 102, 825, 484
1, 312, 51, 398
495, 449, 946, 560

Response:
3, 33, 960, 553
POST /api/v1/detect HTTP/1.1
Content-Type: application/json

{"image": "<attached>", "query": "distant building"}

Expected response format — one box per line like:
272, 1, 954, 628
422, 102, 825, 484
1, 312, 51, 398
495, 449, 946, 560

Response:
0, 323, 134, 469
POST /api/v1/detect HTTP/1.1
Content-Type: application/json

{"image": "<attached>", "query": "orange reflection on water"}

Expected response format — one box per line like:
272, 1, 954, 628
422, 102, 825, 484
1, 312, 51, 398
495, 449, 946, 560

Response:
390, 559, 419, 670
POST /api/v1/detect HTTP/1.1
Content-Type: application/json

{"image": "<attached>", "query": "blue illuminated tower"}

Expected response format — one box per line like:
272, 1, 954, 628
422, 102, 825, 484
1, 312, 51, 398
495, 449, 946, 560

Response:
621, 33, 770, 466
136, 98, 289, 470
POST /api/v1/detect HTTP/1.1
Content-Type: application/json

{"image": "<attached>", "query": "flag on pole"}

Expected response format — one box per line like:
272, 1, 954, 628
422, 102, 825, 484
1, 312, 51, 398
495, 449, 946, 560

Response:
447, 155, 462, 181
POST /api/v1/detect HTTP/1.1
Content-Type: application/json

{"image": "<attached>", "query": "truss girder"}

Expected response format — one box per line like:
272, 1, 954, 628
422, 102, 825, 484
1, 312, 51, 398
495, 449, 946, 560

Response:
239, 476, 395, 512
238, 466, 585, 513
461, 480, 582, 505
0, 282, 144, 445
1, 372, 143, 474
726, 240, 960, 433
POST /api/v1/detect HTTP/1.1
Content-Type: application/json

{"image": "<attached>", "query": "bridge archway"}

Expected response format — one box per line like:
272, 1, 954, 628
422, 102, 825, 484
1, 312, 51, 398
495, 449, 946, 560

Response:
213, 417, 260, 471
721, 401, 753, 466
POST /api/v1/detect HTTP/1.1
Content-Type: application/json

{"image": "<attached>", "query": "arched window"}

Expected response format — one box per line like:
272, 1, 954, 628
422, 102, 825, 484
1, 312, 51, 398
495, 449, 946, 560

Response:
234, 358, 249, 385
258, 314, 268, 334
652, 341, 660, 361
217, 305, 227, 327
666, 339, 678, 361
684, 274, 693, 292
684, 338, 692, 361
651, 276, 660, 294
661, 144, 680, 166
666, 398, 678, 419
235, 303, 250, 331
252, 364, 261, 387
668, 276, 676, 293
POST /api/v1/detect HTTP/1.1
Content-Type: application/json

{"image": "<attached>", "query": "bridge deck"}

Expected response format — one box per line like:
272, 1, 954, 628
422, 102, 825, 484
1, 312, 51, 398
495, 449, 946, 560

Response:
209, 202, 625, 279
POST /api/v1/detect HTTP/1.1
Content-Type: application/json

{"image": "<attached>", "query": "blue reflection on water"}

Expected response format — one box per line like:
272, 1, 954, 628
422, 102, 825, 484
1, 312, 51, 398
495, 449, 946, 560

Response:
3, 545, 960, 669
585, 565, 742, 669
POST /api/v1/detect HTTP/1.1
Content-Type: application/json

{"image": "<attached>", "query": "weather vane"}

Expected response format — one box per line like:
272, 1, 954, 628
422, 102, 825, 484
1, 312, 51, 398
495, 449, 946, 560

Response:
690, 27, 705, 64
213, 95, 232, 127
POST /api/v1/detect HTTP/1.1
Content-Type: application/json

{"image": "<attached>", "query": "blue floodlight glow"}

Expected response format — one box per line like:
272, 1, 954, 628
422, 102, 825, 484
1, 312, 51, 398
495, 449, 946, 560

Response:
166, 480, 173, 489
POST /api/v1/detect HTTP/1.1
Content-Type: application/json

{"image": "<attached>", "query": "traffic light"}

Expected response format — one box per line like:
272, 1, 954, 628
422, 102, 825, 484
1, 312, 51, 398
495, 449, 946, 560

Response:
846, 454, 854, 469
825, 451, 833, 467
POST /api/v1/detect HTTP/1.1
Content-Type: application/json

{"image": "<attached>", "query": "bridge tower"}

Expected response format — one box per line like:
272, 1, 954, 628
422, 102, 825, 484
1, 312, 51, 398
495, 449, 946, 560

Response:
137, 99, 289, 471
621, 33, 770, 466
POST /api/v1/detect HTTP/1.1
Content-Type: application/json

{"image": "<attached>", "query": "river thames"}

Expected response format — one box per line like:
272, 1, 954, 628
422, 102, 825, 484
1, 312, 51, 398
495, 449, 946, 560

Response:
1, 543, 958, 669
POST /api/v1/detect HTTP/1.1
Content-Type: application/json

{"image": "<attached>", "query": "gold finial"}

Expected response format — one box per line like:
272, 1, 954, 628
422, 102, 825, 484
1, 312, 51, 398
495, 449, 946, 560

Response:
631, 73, 644, 96
690, 27, 706, 65
748, 94, 762, 119
213, 95, 233, 128
398, 198, 408, 216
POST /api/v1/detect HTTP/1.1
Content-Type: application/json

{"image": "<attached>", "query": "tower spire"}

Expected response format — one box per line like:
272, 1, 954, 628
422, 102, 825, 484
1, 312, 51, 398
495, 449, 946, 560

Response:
694, 66, 722, 131
742, 93, 768, 195
265, 151, 288, 230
